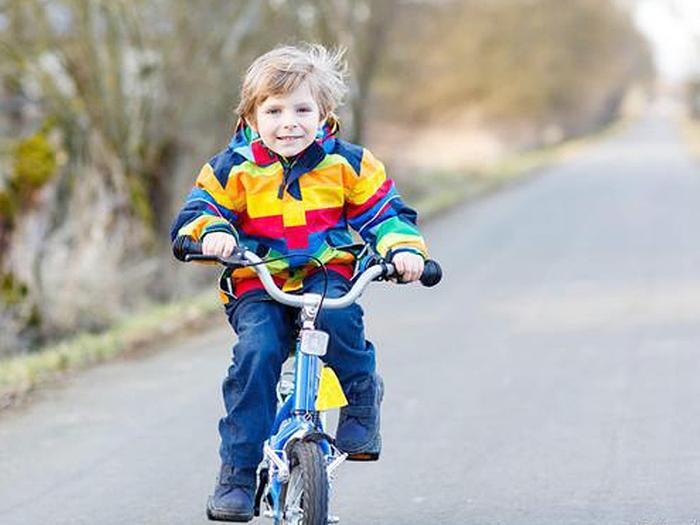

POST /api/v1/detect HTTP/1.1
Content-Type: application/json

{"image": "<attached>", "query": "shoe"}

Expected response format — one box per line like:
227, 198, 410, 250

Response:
335, 373, 384, 461
206, 464, 256, 522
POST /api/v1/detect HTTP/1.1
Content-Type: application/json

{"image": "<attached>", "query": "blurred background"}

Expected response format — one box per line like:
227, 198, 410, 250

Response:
0, 0, 695, 359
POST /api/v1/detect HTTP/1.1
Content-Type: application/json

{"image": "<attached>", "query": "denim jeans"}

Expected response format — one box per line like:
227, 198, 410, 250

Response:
218, 270, 376, 468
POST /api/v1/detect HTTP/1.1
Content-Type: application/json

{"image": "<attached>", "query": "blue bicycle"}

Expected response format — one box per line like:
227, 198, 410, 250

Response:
180, 240, 441, 524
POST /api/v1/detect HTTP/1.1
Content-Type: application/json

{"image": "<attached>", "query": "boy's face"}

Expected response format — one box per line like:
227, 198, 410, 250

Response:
253, 81, 323, 158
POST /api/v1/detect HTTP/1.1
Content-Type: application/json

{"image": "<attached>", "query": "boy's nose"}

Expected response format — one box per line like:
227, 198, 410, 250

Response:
281, 112, 298, 128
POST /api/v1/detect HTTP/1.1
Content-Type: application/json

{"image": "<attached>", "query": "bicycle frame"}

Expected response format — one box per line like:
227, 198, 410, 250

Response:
259, 292, 345, 523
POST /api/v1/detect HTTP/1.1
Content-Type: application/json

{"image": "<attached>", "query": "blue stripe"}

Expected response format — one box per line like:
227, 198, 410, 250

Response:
332, 139, 363, 174
207, 148, 247, 189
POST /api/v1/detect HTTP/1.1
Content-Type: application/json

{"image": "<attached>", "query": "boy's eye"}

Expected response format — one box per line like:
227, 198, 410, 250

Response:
297, 107, 311, 113
266, 108, 281, 115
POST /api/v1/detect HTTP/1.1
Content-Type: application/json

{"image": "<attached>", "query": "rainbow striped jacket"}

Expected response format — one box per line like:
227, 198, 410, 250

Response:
171, 119, 427, 301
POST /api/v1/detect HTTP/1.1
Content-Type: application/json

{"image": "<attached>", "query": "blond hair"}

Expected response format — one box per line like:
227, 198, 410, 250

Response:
236, 43, 348, 124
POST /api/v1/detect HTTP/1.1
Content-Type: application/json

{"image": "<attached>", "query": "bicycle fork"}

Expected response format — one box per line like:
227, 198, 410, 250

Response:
259, 293, 347, 522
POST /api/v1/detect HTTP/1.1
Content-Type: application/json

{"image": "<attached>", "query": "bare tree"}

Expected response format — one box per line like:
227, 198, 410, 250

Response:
0, 0, 265, 353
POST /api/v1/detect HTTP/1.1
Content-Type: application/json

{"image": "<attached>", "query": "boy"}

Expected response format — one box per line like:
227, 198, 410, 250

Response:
171, 44, 427, 522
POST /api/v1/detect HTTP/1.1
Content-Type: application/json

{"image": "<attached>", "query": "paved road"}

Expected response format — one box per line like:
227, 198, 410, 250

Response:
2, 111, 700, 525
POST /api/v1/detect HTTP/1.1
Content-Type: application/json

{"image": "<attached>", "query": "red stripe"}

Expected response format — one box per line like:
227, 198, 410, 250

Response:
284, 225, 309, 249
234, 274, 286, 297
251, 140, 277, 165
305, 207, 343, 232
239, 212, 284, 238
326, 264, 353, 280
345, 179, 393, 219
240, 208, 343, 246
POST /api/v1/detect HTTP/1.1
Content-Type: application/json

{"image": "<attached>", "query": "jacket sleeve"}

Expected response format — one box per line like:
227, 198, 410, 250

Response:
170, 162, 243, 243
344, 148, 427, 259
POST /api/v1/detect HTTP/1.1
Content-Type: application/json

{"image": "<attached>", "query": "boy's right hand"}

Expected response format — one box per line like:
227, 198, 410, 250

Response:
202, 232, 237, 257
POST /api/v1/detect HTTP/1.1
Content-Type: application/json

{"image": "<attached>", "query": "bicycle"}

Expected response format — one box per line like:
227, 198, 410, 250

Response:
175, 237, 442, 524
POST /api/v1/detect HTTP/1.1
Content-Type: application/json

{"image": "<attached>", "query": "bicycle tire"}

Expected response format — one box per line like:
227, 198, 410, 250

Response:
280, 440, 328, 525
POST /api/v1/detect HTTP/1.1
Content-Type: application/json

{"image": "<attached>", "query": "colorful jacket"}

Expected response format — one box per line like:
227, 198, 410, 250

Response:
171, 118, 427, 302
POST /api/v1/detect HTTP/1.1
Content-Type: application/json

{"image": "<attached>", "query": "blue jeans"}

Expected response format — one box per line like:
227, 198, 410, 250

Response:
218, 271, 376, 468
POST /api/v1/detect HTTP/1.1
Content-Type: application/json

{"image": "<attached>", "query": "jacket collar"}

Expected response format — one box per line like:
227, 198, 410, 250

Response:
229, 116, 339, 166
228, 117, 339, 200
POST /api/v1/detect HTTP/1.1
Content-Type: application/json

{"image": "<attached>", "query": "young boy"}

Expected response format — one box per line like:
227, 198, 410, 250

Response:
171, 44, 427, 522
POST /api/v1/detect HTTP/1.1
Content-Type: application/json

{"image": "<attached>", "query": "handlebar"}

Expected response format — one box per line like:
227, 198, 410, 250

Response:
172, 235, 442, 309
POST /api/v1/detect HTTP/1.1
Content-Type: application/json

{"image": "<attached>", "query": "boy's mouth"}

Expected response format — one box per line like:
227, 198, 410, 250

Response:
278, 136, 304, 141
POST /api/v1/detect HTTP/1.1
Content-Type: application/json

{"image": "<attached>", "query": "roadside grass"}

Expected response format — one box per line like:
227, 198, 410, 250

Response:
0, 292, 220, 409
0, 117, 631, 411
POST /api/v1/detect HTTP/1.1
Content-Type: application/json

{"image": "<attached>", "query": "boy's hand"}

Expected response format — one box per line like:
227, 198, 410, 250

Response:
202, 232, 237, 257
392, 252, 425, 283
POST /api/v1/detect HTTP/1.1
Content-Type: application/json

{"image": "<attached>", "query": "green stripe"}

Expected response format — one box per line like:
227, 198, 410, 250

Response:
239, 160, 281, 177
375, 217, 420, 239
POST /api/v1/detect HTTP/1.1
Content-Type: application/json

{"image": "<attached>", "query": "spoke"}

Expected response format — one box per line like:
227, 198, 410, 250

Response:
284, 470, 305, 524
290, 476, 303, 510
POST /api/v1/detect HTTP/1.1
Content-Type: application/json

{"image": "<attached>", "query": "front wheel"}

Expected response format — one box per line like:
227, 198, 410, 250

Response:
281, 441, 328, 525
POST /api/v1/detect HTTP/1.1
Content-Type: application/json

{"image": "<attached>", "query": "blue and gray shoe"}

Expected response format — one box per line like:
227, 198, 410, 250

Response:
335, 373, 384, 461
206, 465, 256, 522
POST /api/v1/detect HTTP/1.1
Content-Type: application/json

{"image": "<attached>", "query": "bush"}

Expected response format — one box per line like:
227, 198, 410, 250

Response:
11, 131, 57, 194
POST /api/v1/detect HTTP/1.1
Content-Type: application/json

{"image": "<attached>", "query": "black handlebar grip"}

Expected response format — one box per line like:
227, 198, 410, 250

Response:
172, 235, 203, 261
419, 259, 442, 287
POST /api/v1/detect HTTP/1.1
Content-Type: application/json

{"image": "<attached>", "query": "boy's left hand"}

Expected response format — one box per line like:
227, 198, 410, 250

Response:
392, 252, 425, 283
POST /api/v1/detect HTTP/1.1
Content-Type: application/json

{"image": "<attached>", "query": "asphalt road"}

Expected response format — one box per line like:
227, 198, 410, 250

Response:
2, 110, 700, 525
